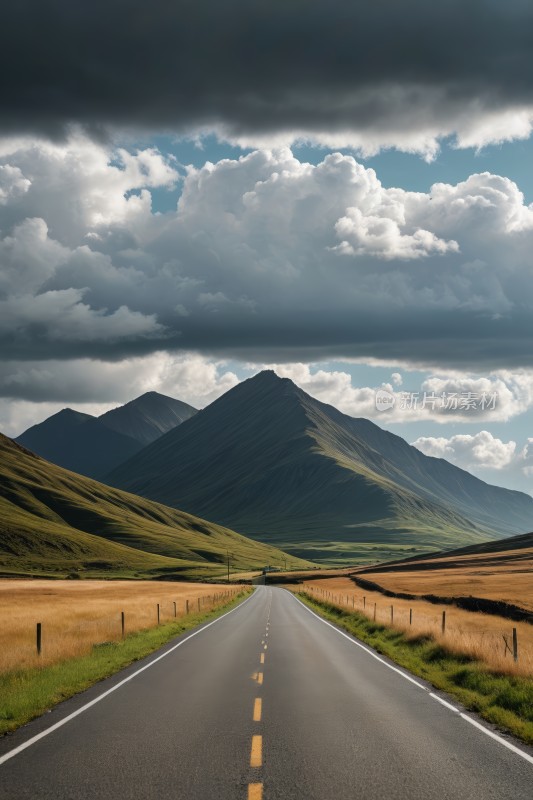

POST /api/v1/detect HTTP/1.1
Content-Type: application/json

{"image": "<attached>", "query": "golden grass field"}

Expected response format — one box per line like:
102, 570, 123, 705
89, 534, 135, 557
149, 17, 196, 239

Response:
0, 580, 240, 674
366, 550, 533, 613
297, 575, 533, 677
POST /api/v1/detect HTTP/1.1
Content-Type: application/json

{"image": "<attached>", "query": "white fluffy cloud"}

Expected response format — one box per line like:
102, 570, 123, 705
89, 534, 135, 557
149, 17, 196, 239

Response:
410, 431, 533, 495
0, 164, 30, 205
2, 137, 533, 373
412, 431, 517, 471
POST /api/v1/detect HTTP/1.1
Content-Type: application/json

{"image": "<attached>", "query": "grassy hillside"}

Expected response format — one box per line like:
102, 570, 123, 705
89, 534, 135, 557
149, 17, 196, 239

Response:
0, 434, 311, 579
108, 371, 511, 564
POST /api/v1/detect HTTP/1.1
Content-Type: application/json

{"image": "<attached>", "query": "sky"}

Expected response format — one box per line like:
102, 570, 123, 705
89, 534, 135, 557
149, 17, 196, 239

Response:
2, 0, 533, 495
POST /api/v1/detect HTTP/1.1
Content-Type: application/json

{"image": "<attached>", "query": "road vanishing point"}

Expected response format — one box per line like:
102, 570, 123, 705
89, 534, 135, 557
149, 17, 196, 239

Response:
1, 587, 532, 799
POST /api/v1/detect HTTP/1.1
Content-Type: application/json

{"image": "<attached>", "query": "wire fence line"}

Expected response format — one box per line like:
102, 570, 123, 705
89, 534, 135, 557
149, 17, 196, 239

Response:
2, 588, 242, 673
299, 584, 532, 675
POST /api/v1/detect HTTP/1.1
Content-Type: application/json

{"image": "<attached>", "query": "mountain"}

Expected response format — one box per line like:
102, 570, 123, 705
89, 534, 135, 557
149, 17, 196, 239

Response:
16, 410, 143, 479
0, 433, 309, 579
97, 391, 197, 446
16, 392, 197, 479
106, 371, 533, 563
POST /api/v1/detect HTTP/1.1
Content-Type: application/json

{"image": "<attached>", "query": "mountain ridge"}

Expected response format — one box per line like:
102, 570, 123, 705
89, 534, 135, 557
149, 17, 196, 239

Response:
16, 391, 198, 479
107, 371, 533, 562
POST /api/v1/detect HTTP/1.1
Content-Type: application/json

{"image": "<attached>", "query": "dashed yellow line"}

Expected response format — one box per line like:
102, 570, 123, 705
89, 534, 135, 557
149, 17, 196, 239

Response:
248, 783, 263, 800
257, 672, 263, 685
250, 735, 262, 767
260, 653, 265, 664
253, 697, 262, 722
264, 644, 267, 650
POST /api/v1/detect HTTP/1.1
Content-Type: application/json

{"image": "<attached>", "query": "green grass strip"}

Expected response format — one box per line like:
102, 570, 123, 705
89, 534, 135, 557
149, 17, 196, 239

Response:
296, 592, 533, 745
0, 590, 251, 736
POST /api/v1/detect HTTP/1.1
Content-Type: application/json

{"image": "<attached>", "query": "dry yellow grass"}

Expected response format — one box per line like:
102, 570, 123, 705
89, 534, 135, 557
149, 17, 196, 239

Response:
0, 579, 241, 674
367, 558, 533, 612
298, 576, 533, 677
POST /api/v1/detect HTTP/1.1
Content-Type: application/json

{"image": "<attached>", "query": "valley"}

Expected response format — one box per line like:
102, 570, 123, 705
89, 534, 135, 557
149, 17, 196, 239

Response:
0, 434, 309, 580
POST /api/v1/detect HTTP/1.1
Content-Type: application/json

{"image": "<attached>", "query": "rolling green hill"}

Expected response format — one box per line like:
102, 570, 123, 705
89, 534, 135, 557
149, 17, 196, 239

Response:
107, 371, 533, 564
0, 434, 309, 579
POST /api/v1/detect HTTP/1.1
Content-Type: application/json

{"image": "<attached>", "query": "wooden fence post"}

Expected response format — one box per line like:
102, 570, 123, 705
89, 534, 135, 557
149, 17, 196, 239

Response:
173, 601, 177, 618
441, 610, 446, 634
186, 599, 189, 614
391, 605, 394, 624
197, 598, 200, 612
513, 627, 518, 662
36, 622, 42, 656
121, 611, 125, 638
409, 608, 412, 625
157, 603, 160, 624
363, 596, 366, 610
373, 603, 376, 621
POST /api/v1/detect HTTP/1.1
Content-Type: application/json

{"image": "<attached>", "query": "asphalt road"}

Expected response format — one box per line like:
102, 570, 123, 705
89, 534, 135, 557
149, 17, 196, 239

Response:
1, 587, 532, 799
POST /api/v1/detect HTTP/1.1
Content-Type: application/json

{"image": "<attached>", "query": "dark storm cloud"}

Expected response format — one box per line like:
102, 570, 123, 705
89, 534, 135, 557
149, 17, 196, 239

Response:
2, 1, 533, 145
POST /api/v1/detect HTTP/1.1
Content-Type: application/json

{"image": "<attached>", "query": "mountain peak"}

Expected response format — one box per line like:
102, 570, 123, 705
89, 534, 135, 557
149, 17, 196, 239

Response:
246, 369, 289, 387
108, 368, 533, 562
243, 369, 299, 392
98, 390, 197, 446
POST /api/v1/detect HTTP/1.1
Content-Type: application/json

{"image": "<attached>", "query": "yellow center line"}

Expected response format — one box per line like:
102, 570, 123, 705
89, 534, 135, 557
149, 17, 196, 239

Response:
264, 644, 267, 650
257, 672, 263, 685
260, 653, 265, 664
248, 783, 263, 800
253, 697, 262, 722
250, 735, 263, 767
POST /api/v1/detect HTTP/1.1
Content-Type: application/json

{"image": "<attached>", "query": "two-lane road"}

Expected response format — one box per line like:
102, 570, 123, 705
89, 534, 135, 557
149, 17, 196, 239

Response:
1, 587, 531, 799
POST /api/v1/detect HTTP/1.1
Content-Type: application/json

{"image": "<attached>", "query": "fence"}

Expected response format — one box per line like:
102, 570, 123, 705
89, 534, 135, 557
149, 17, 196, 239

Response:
300, 584, 531, 675
2, 588, 242, 674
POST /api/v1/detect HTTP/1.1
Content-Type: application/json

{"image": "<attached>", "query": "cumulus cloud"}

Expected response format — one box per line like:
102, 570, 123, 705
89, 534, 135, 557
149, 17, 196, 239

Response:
412, 431, 517, 471
333, 208, 458, 260
2, 2, 533, 157
2, 138, 533, 368
410, 431, 533, 495
0, 165, 30, 205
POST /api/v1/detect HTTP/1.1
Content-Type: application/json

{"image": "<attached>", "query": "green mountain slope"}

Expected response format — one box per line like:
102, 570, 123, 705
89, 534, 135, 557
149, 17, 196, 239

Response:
0, 434, 309, 578
16, 392, 198, 479
107, 372, 533, 563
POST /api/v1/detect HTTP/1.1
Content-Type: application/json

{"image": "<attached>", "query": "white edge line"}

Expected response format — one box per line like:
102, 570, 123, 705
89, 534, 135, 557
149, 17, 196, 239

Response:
288, 590, 533, 767
288, 590, 426, 689
0, 590, 256, 767
460, 714, 533, 765
429, 693, 460, 713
